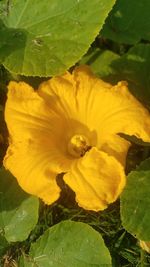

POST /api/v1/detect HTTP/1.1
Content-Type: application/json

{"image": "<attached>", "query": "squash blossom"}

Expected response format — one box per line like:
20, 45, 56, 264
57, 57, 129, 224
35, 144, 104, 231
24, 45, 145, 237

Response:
4, 66, 150, 211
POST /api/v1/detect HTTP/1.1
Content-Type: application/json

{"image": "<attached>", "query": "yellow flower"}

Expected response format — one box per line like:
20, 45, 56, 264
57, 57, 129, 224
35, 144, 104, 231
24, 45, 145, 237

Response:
4, 66, 150, 211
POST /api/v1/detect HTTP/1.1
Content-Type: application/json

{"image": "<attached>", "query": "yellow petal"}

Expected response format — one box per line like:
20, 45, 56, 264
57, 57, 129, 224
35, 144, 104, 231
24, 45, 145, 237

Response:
38, 72, 77, 119
4, 81, 74, 203
5, 81, 74, 160
3, 140, 71, 204
38, 66, 150, 147
97, 81, 150, 143
38, 65, 111, 124
73, 67, 150, 144
38, 69, 98, 148
101, 134, 130, 166
63, 147, 126, 211
6, 81, 66, 145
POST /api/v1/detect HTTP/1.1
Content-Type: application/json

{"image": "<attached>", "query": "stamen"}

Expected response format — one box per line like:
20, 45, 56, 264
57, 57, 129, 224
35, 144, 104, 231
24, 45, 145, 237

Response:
67, 134, 91, 158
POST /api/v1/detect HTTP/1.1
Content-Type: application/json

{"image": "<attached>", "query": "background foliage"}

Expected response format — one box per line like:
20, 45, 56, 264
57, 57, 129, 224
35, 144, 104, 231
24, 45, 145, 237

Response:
0, 0, 150, 266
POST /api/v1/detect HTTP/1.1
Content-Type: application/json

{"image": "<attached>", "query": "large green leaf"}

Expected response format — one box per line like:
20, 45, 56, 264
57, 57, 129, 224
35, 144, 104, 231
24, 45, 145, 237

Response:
0, 168, 39, 242
20, 220, 112, 267
101, 0, 150, 44
0, 0, 116, 76
120, 158, 150, 241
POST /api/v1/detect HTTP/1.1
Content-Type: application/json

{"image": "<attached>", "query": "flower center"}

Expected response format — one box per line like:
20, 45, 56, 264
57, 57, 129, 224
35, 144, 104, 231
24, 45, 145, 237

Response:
67, 134, 91, 158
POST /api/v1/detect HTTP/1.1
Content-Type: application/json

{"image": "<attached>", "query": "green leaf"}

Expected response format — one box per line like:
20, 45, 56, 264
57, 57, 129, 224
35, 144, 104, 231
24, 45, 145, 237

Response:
110, 44, 150, 105
101, 0, 150, 44
19, 256, 33, 267
85, 45, 150, 106
0, 167, 39, 242
79, 48, 120, 80
21, 220, 112, 267
120, 158, 150, 241
118, 134, 150, 147
0, 234, 8, 256
0, 0, 116, 77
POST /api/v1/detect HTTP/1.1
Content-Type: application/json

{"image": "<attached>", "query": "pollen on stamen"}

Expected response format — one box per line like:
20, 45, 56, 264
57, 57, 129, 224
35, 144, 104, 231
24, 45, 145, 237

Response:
67, 134, 91, 158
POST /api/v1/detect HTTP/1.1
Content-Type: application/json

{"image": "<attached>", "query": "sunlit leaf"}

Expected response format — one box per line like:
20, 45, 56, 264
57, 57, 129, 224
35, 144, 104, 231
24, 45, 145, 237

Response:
0, 0, 116, 76
0, 168, 39, 242
20, 220, 112, 267
121, 158, 150, 241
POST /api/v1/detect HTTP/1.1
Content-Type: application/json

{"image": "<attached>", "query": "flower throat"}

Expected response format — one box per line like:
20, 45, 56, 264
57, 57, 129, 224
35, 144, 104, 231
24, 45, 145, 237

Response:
67, 134, 91, 158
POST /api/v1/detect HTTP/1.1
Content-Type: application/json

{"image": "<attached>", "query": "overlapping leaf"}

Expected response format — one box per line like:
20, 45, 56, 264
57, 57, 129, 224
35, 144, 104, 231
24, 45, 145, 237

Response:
0, 0, 116, 76
101, 0, 150, 44
79, 47, 120, 83
82, 44, 150, 106
109, 44, 150, 105
121, 158, 150, 241
0, 168, 39, 242
20, 220, 112, 267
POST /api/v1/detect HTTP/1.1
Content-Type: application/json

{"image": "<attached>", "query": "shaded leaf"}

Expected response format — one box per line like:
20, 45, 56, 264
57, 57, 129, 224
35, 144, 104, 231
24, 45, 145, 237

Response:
0, 0, 116, 76
121, 158, 150, 241
101, 0, 150, 44
79, 48, 119, 81
21, 220, 112, 267
0, 168, 39, 242
110, 44, 150, 106
0, 234, 8, 256
118, 134, 150, 147
83, 45, 150, 106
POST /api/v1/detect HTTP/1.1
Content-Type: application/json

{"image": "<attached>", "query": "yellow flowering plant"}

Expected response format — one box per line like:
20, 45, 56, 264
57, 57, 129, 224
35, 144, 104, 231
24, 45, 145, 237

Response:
3, 66, 150, 212
1, 1, 150, 266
